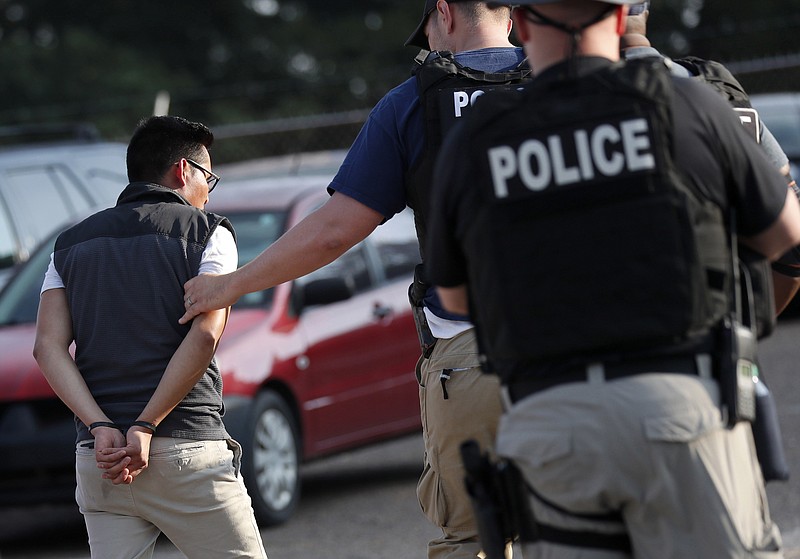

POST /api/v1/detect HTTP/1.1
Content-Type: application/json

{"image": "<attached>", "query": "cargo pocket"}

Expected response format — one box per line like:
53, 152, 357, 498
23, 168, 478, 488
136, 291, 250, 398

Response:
417, 461, 449, 527
643, 407, 770, 550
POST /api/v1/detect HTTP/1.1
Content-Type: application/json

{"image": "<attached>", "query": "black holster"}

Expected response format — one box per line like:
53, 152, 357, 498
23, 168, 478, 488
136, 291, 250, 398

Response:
409, 264, 437, 358
460, 440, 632, 555
460, 440, 532, 558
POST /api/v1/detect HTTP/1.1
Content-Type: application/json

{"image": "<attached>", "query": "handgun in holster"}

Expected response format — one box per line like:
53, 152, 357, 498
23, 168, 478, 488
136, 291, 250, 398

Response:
462, 439, 635, 554
409, 264, 437, 359
460, 440, 536, 559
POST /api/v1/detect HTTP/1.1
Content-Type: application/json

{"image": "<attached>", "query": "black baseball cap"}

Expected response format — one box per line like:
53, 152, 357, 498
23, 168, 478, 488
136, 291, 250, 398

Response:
405, 0, 507, 50
405, 0, 443, 50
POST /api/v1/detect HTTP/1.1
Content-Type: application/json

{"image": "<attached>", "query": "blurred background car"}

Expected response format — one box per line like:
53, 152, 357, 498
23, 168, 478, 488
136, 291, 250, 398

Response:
0, 165, 422, 527
0, 124, 127, 287
750, 93, 800, 182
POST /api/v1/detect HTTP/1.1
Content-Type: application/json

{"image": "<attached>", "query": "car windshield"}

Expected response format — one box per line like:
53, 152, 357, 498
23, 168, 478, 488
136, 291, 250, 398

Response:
226, 209, 287, 309
0, 233, 55, 326
0, 208, 288, 326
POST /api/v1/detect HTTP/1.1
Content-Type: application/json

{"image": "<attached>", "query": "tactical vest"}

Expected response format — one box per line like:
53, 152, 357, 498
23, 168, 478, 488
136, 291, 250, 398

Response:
406, 50, 531, 261
673, 55, 776, 338
673, 56, 761, 141
460, 59, 731, 378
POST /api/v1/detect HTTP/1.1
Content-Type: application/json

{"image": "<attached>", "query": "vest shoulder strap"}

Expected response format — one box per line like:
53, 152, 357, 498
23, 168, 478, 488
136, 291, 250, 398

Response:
413, 50, 531, 95
671, 56, 751, 107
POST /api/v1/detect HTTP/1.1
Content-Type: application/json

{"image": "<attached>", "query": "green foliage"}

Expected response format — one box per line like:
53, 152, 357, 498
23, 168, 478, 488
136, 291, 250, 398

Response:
646, 0, 800, 95
0, 0, 797, 152
0, 0, 421, 140
647, 0, 799, 63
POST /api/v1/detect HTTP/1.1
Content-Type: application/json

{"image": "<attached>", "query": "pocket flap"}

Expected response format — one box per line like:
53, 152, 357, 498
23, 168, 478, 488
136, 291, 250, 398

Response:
644, 407, 720, 442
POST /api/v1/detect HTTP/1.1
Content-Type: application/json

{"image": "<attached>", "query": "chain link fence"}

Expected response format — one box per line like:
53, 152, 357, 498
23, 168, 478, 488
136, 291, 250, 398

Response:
209, 54, 800, 166
212, 109, 370, 165
728, 53, 800, 95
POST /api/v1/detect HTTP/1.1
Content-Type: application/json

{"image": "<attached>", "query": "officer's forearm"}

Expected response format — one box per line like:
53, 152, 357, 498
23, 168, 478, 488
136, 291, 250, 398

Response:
437, 285, 469, 315
741, 189, 800, 261
772, 272, 800, 315
229, 192, 383, 297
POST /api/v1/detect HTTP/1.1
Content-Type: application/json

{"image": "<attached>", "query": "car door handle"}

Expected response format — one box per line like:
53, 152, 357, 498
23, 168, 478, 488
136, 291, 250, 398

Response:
372, 303, 393, 319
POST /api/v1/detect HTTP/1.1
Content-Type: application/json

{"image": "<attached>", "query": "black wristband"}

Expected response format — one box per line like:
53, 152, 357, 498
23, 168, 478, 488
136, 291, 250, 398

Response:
131, 420, 157, 434
88, 421, 121, 433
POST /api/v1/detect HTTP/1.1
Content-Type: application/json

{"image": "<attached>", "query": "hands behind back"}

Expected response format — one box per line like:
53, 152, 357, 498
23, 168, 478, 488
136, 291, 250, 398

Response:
95, 425, 153, 485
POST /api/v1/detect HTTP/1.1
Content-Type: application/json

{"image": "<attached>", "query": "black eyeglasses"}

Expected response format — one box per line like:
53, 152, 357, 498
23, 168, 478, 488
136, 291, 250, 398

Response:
185, 158, 220, 192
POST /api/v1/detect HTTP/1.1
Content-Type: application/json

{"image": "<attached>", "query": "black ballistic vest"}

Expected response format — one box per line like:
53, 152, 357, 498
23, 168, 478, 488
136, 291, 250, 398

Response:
672, 56, 761, 141
461, 60, 731, 378
673, 55, 776, 338
406, 51, 531, 260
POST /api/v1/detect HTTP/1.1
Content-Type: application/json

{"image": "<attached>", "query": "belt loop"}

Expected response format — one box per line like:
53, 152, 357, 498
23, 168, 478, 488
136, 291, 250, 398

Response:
587, 362, 605, 383
695, 353, 712, 379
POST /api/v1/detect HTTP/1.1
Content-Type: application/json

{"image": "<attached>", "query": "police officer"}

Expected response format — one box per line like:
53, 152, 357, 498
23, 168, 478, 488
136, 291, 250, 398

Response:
621, 1, 800, 315
179, 2, 527, 557
425, 0, 800, 557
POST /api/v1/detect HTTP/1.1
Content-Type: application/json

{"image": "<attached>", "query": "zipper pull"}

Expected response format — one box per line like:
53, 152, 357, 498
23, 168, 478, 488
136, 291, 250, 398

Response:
440, 369, 452, 400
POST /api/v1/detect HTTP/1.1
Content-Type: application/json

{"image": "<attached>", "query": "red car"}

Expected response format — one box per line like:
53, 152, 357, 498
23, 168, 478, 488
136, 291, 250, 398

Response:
0, 171, 422, 526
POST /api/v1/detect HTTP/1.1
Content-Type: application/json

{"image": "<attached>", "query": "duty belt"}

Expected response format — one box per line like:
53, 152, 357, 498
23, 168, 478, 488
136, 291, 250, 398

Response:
506, 353, 710, 404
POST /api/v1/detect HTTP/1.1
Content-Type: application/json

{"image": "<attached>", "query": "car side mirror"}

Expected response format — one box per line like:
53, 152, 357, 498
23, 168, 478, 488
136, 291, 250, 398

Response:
290, 276, 354, 316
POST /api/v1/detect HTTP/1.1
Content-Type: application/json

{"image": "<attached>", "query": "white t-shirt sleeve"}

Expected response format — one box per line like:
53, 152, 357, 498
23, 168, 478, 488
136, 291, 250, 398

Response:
39, 226, 238, 295
200, 225, 238, 275
40, 253, 64, 294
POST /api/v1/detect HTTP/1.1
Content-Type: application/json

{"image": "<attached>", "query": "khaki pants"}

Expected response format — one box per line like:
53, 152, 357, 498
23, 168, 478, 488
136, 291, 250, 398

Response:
76, 437, 268, 559
416, 329, 506, 559
497, 373, 783, 559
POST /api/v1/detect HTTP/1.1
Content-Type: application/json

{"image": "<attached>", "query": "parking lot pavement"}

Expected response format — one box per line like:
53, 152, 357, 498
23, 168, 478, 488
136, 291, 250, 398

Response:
3, 428, 800, 558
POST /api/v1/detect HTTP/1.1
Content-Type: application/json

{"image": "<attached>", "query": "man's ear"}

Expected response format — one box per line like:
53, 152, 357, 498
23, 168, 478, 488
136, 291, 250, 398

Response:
440, 0, 455, 34
163, 159, 188, 189
512, 8, 530, 43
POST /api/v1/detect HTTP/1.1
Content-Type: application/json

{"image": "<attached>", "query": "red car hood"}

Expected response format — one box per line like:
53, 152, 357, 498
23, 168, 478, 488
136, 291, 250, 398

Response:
0, 323, 55, 401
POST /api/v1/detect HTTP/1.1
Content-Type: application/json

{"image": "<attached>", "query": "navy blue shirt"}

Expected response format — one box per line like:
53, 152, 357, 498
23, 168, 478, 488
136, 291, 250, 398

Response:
329, 47, 525, 323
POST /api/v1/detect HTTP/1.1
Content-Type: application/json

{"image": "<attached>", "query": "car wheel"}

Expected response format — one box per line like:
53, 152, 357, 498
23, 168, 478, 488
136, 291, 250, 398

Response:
242, 390, 301, 526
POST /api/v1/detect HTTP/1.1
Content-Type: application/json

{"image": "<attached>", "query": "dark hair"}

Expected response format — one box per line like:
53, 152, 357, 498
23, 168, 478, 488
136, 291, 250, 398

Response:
126, 116, 214, 183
